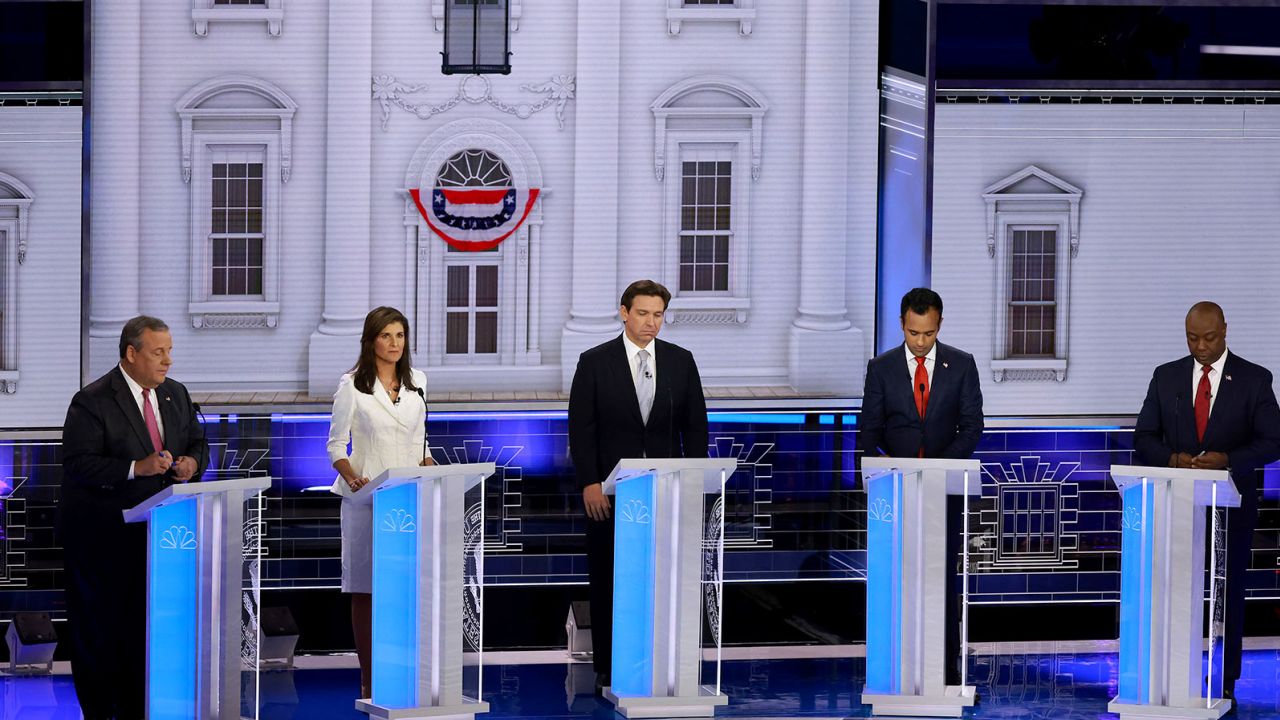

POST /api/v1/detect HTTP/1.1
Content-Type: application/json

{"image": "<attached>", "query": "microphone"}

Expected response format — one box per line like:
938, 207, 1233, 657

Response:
415, 387, 430, 463
644, 370, 653, 380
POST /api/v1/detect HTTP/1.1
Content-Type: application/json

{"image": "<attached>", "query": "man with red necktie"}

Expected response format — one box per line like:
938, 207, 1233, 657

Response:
859, 288, 984, 687
1135, 301, 1280, 707
58, 316, 209, 720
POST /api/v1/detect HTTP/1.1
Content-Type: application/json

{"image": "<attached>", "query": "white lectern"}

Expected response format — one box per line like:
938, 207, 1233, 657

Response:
1108, 465, 1238, 720
352, 463, 496, 720
123, 476, 272, 720
601, 457, 737, 719
860, 457, 981, 718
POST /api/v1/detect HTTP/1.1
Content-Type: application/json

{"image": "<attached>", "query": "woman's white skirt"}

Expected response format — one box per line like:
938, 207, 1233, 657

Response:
339, 498, 373, 594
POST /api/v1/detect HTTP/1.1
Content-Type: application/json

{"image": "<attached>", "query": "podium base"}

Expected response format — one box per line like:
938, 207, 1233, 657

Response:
602, 688, 728, 718
355, 699, 490, 720
861, 685, 976, 718
1107, 698, 1232, 720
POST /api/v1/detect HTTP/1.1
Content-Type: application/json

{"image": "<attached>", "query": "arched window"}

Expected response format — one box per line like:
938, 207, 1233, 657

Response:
403, 120, 545, 369
0, 172, 33, 390
651, 76, 767, 325
176, 75, 295, 330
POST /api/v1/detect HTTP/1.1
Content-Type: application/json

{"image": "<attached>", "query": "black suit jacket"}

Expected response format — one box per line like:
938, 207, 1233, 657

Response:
858, 342, 985, 462
1134, 351, 1280, 505
568, 336, 709, 490
59, 366, 210, 527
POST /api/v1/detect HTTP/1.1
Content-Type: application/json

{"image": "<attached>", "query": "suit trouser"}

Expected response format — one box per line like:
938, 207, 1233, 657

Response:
61, 516, 148, 720
944, 494, 965, 686
1222, 502, 1257, 694
585, 506, 616, 677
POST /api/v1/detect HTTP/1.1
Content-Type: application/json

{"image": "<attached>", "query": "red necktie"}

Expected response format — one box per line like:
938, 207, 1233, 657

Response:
1194, 365, 1212, 442
913, 356, 930, 420
142, 387, 164, 454
914, 357, 929, 457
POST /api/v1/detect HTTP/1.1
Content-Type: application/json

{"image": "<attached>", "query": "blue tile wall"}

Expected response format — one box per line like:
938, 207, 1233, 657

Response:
1, 412, 1278, 619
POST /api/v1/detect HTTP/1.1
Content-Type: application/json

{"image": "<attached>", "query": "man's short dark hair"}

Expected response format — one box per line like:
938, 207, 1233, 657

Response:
900, 288, 943, 320
119, 315, 169, 359
620, 279, 671, 310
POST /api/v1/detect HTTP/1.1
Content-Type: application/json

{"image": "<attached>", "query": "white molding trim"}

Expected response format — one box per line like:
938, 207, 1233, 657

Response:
666, 0, 756, 37
192, 0, 283, 37
176, 75, 297, 184
651, 75, 768, 182
431, 0, 522, 32
983, 165, 1083, 384
0, 172, 34, 265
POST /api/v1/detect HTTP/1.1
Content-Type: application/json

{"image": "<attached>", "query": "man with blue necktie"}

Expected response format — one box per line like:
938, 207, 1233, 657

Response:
858, 288, 984, 687
1134, 301, 1280, 707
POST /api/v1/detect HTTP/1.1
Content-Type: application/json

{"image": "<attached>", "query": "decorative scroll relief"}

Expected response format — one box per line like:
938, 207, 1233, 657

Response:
462, 500, 484, 652
702, 495, 725, 646
374, 74, 575, 131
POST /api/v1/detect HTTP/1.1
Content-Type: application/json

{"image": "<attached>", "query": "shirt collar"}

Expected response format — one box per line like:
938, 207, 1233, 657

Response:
118, 363, 149, 398
622, 332, 653, 361
904, 342, 938, 365
1202, 348, 1229, 376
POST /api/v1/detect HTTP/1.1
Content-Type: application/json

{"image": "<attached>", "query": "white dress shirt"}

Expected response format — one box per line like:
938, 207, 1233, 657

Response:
119, 363, 164, 480
622, 333, 657, 390
1191, 348, 1229, 416
903, 343, 937, 390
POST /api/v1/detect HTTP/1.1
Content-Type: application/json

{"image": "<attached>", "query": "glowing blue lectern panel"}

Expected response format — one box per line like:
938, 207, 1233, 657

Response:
373, 482, 421, 707
1117, 482, 1153, 704
864, 471, 902, 694
611, 473, 657, 697
148, 497, 199, 720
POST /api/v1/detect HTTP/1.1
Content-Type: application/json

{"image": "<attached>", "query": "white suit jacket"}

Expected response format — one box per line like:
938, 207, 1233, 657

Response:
327, 368, 427, 497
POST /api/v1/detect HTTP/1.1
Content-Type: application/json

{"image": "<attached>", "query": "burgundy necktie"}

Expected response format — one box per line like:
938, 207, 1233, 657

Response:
1194, 365, 1212, 442
141, 387, 164, 454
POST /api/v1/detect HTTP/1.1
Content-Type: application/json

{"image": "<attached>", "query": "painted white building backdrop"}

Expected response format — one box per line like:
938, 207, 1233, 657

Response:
83, 0, 880, 399
0, 107, 82, 427
932, 102, 1280, 415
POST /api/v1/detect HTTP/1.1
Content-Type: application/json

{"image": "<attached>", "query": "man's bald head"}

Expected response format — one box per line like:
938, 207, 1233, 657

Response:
1185, 301, 1227, 367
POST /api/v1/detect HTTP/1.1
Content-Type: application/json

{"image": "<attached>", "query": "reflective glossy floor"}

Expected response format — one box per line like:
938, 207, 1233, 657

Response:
3, 649, 1279, 720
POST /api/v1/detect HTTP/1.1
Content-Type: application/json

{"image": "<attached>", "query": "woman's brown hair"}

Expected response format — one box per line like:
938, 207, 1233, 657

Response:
350, 306, 419, 395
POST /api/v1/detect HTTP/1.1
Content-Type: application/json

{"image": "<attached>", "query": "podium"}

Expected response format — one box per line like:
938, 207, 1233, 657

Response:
351, 463, 496, 720
123, 476, 273, 720
859, 457, 981, 718
1108, 465, 1238, 720
600, 457, 738, 718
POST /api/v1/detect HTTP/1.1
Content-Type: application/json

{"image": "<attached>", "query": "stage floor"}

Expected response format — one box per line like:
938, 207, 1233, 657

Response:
3, 645, 1278, 720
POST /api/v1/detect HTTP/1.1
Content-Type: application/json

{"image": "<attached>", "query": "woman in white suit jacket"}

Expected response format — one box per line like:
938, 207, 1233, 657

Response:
327, 306, 432, 699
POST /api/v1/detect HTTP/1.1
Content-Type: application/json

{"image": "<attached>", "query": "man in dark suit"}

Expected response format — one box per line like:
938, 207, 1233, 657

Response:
568, 279, 709, 693
858, 287, 984, 687
1134, 301, 1280, 705
59, 316, 209, 720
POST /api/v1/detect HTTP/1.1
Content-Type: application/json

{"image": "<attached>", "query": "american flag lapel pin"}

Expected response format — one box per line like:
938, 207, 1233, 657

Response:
942, 362, 949, 369
1225, 374, 1232, 382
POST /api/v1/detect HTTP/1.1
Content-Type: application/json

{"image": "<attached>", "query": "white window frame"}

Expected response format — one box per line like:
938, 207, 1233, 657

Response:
983, 165, 1082, 383
0, 173, 32, 393
652, 76, 766, 326
432, 0, 522, 32
663, 136, 751, 321
177, 77, 294, 330
443, 259, 502, 363
666, 0, 755, 36
192, 0, 283, 37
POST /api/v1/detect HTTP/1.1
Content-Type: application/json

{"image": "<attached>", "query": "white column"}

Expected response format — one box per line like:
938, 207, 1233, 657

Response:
87, 0, 143, 377
788, 0, 864, 395
559, 0, 623, 391
308, 0, 374, 394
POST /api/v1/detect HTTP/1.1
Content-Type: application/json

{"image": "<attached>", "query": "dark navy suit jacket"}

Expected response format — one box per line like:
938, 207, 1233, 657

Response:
858, 341, 985, 463
1133, 351, 1280, 506
568, 335, 709, 490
